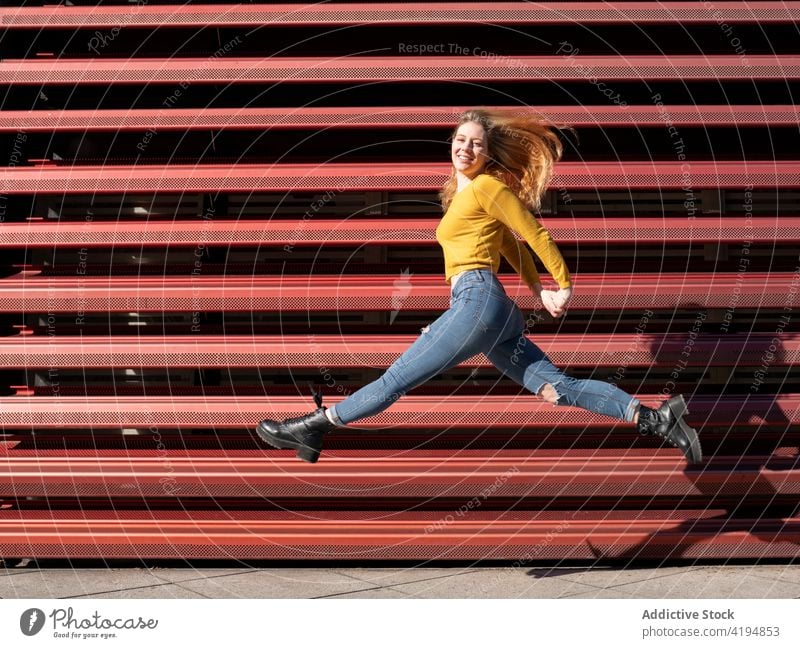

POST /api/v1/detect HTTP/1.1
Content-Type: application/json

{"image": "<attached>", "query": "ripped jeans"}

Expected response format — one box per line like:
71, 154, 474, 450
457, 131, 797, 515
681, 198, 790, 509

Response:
327, 268, 640, 425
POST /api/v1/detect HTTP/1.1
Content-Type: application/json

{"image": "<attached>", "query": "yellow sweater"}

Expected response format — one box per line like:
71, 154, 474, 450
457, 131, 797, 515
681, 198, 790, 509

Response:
435, 173, 572, 289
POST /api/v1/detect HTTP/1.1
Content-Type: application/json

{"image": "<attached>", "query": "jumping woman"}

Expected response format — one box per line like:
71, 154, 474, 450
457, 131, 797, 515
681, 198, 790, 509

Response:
256, 108, 703, 465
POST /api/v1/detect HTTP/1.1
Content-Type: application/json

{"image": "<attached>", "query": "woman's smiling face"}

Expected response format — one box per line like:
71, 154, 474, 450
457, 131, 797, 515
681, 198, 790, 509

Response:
451, 120, 488, 178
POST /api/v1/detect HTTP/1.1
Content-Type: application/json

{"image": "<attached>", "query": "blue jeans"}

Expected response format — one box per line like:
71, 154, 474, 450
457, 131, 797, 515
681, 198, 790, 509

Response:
328, 268, 640, 425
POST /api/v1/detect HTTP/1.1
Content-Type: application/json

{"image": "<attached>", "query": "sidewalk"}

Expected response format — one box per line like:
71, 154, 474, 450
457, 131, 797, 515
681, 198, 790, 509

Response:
2, 563, 799, 598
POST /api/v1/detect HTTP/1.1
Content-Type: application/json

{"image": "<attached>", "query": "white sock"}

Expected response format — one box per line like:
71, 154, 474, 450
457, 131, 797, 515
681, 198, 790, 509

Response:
324, 408, 337, 425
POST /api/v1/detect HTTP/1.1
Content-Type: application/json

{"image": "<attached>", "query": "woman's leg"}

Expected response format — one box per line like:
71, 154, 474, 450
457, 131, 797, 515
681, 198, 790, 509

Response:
329, 273, 493, 425
472, 278, 700, 460
256, 270, 501, 463
485, 312, 641, 423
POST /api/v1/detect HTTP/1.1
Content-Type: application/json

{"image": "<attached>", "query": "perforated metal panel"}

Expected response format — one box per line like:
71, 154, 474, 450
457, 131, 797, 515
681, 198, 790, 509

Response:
0, 510, 797, 560
1, 217, 797, 248
0, 394, 795, 429
2, 56, 798, 86
3, 3, 799, 28
0, 333, 796, 368
3, 162, 798, 195
1, 0, 798, 565
2, 453, 795, 499
3, 106, 800, 132
0, 272, 794, 313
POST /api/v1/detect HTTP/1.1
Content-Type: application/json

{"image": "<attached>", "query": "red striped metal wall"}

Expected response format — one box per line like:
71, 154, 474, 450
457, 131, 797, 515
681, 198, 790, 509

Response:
0, 1, 799, 562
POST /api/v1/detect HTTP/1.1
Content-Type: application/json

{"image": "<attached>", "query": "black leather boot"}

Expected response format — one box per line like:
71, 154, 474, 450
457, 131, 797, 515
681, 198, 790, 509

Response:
256, 386, 339, 463
636, 394, 703, 464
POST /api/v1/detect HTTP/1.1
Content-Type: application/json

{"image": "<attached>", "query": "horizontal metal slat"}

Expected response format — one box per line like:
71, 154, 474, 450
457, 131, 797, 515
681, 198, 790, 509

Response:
3, 161, 797, 195
0, 272, 792, 312
2, 217, 795, 248
2, 55, 797, 85
3, 105, 800, 132
3, 2, 799, 28
0, 509, 797, 560
0, 333, 796, 368
0, 394, 794, 429
0, 451, 796, 499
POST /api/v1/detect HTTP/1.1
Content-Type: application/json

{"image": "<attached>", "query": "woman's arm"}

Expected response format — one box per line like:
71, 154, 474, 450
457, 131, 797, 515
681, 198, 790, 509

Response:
498, 225, 542, 294
474, 175, 572, 290
500, 224, 574, 317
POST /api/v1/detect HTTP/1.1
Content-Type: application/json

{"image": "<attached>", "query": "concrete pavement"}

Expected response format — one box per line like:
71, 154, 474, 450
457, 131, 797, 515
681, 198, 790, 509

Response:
1, 563, 799, 598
